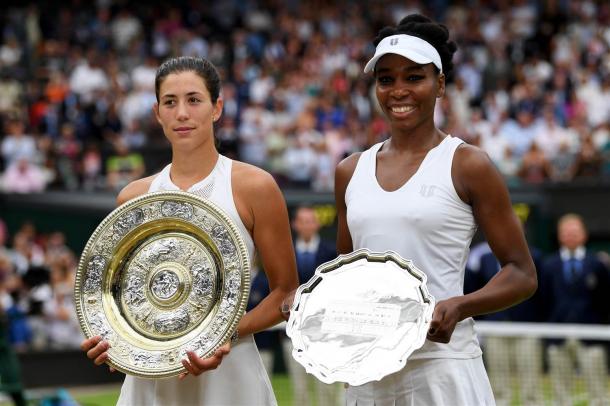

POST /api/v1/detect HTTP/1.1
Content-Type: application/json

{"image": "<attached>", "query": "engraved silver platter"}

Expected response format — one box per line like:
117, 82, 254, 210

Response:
286, 249, 435, 386
74, 190, 250, 378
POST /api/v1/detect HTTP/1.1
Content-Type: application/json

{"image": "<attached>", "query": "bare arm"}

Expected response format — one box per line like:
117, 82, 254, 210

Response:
427, 145, 537, 343
233, 163, 299, 336
334, 154, 360, 255
116, 176, 155, 205
81, 176, 155, 367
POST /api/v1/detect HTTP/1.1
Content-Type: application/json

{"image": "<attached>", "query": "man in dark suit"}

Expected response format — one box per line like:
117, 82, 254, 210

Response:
281, 205, 340, 405
474, 247, 545, 406
541, 213, 609, 406
292, 206, 336, 287
247, 261, 277, 378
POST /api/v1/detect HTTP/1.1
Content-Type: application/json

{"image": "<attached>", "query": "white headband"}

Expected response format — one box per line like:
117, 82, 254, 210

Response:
364, 34, 443, 74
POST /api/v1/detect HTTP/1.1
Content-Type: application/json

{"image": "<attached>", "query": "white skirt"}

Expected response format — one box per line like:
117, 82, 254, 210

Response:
117, 335, 277, 406
346, 356, 495, 406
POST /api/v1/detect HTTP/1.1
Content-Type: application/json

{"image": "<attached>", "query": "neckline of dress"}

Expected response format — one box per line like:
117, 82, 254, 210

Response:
162, 156, 222, 192
372, 135, 450, 193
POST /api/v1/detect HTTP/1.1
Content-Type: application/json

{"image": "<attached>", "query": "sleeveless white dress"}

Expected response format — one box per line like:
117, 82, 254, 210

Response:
344, 136, 495, 406
117, 155, 277, 406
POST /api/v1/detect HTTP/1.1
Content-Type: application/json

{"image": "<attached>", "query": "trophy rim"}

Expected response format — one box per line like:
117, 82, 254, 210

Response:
287, 248, 435, 386
74, 190, 251, 378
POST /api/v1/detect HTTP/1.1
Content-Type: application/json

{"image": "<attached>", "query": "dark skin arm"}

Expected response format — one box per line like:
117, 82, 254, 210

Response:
426, 144, 537, 343
334, 153, 360, 256
334, 146, 537, 344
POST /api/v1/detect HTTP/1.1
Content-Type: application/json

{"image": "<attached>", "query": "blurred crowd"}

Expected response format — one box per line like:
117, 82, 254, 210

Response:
0, 0, 609, 195
0, 218, 82, 351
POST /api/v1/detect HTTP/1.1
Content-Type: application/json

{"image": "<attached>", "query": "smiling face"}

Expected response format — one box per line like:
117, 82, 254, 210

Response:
153, 70, 223, 152
374, 54, 444, 133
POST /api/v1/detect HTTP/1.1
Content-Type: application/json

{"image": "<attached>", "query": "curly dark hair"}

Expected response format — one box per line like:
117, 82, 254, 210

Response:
372, 14, 458, 79
155, 56, 221, 103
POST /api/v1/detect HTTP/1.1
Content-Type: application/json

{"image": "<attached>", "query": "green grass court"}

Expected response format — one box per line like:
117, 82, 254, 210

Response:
65, 375, 601, 406
70, 375, 295, 406
0, 374, 601, 405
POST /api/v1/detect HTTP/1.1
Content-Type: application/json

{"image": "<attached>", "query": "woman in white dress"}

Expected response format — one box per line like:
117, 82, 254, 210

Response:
81, 56, 298, 405
334, 14, 538, 406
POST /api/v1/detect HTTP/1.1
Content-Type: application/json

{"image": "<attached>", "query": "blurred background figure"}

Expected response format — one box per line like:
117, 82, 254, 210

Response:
466, 218, 546, 406
281, 205, 341, 405
247, 260, 279, 378
43, 247, 81, 349
105, 139, 145, 192
541, 214, 610, 406
1, 158, 47, 193
0, 300, 26, 406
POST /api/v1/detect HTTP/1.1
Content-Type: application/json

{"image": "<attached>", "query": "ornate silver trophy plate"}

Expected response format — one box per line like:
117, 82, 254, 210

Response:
286, 249, 435, 386
74, 191, 250, 378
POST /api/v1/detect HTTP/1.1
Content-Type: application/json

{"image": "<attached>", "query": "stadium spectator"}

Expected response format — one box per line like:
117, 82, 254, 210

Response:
548, 140, 578, 182
105, 139, 145, 192
80, 142, 103, 191
1, 119, 37, 169
517, 142, 549, 184
541, 214, 610, 406
574, 134, 603, 179
1, 158, 47, 193
43, 251, 82, 349
54, 123, 81, 190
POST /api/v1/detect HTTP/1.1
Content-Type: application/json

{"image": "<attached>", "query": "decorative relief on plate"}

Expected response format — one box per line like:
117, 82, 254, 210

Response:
151, 270, 180, 299
84, 255, 106, 294
161, 201, 194, 220
287, 249, 435, 386
75, 191, 250, 378
113, 208, 144, 235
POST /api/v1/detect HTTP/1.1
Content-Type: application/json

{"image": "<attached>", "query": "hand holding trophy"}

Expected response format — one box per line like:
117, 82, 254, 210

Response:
74, 190, 250, 378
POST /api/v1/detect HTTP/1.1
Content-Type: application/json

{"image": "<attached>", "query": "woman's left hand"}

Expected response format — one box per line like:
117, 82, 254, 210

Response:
179, 342, 231, 379
426, 297, 462, 343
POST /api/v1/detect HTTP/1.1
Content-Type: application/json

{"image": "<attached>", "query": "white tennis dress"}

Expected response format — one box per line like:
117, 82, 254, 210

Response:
344, 136, 495, 406
117, 155, 277, 406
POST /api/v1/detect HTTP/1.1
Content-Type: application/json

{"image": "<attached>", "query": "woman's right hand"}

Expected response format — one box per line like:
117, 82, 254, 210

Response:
81, 335, 115, 371
279, 288, 297, 321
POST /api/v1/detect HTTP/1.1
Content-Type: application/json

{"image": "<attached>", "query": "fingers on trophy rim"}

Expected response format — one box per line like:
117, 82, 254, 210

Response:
182, 358, 201, 376
81, 335, 101, 351
94, 352, 108, 366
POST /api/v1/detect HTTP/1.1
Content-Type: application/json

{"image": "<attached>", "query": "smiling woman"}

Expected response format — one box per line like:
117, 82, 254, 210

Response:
79, 56, 298, 406
334, 14, 537, 406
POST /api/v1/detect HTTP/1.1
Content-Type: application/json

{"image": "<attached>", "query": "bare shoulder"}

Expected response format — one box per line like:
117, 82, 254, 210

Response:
453, 143, 496, 176
116, 175, 157, 205
453, 142, 505, 204
335, 152, 362, 181
232, 161, 279, 195
231, 161, 286, 232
